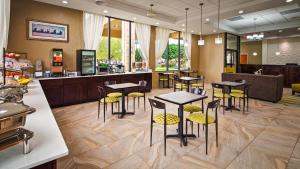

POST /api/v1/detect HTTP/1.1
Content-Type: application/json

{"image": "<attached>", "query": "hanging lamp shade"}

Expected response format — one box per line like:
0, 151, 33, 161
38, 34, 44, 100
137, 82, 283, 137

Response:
198, 3, 205, 46
184, 8, 189, 47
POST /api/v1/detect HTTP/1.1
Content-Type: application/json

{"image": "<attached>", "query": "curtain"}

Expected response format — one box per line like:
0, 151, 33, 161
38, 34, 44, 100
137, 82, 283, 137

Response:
135, 23, 151, 67
155, 27, 170, 67
0, 0, 10, 58
83, 12, 105, 50
183, 32, 192, 69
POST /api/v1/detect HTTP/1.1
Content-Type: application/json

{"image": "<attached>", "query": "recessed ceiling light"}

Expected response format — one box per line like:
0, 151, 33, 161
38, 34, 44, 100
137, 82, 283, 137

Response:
205, 18, 210, 22
278, 30, 283, 33
238, 10, 244, 14
155, 22, 159, 25
297, 27, 300, 30
182, 24, 185, 27
286, 0, 293, 3
191, 30, 194, 33
182, 28, 185, 31
213, 29, 217, 33
103, 10, 108, 13
132, 17, 137, 20
62, 0, 68, 4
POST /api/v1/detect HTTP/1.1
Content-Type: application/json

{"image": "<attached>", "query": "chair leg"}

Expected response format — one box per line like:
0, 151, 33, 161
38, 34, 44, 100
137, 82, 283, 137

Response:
243, 98, 246, 114
164, 124, 167, 156
223, 99, 225, 115
138, 97, 140, 108
118, 101, 120, 112
98, 101, 100, 119
111, 103, 114, 114
103, 103, 106, 123
234, 97, 236, 107
205, 123, 208, 155
127, 96, 129, 109
185, 119, 188, 143
133, 97, 136, 113
216, 122, 218, 147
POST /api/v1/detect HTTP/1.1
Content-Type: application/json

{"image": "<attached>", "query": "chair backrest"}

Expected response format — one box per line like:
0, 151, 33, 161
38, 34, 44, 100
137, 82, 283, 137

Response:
97, 86, 106, 99
207, 99, 221, 109
191, 88, 206, 96
148, 98, 165, 110
139, 80, 147, 91
211, 83, 223, 89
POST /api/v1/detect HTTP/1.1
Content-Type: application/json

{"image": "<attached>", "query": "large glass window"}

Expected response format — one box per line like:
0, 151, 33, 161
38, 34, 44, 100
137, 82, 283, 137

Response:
180, 32, 188, 70
97, 17, 109, 62
156, 31, 186, 71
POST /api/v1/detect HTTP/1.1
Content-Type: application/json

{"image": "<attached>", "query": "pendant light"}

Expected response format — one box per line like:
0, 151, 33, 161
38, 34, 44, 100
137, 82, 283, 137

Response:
184, 8, 189, 47
276, 32, 281, 56
198, 3, 205, 46
215, 0, 222, 44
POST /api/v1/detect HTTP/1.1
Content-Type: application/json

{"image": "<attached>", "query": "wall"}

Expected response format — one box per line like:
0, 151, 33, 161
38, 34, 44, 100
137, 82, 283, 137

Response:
198, 34, 224, 83
7, 0, 83, 71
262, 37, 300, 65
240, 41, 262, 64
191, 34, 200, 71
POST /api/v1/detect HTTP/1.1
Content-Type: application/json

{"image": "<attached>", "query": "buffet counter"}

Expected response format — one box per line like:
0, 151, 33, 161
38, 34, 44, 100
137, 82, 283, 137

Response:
0, 80, 68, 169
39, 71, 153, 107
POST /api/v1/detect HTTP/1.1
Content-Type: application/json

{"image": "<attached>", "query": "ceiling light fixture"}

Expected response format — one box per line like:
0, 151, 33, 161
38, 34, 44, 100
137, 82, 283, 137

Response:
205, 18, 210, 22
184, 8, 189, 47
278, 30, 283, 33
132, 17, 137, 20
286, 0, 293, 3
103, 10, 108, 13
147, 4, 156, 18
298, 27, 300, 30
215, 0, 222, 44
62, 0, 68, 4
155, 22, 159, 25
182, 24, 185, 27
198, 3, 205, 46
238, 10, 244, 14
246, 18, 264, 41
191, 30, 194, 33
253, 52, 258, 56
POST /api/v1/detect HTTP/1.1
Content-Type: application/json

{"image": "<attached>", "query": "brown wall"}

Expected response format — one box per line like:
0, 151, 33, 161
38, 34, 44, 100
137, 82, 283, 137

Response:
191, 34, 200, 71
7, 0, 83, 71
241, 41, 262, 64
198, 34, 225, 83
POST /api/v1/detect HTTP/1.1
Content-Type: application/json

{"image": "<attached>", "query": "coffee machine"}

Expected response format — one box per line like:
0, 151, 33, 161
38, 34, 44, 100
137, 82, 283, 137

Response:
51, 48, 63, 77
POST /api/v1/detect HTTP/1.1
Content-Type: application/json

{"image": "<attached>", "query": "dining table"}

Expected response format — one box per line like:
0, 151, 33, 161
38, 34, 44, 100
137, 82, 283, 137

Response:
212, 81, 246, 111
180, 76, 201, 92
106, 83, 140, 118
155, 91, 207, 146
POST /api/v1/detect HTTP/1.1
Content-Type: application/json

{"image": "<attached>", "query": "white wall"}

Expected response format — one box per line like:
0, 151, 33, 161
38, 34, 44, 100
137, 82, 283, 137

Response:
262, 37, 300, 65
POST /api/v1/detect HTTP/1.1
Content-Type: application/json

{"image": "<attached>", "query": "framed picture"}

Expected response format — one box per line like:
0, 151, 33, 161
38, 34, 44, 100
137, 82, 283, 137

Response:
27, 19, 69, 42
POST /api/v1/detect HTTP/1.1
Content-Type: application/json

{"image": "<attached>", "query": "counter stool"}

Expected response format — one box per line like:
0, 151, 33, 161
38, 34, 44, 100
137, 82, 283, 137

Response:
97, 86, 120, 123
149, 98, 181, 156
127, 80, 147, 112
186, 99, 220, 154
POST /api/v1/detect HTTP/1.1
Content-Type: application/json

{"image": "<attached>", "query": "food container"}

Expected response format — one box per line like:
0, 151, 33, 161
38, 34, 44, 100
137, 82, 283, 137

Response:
0, 102, 35, 154
0, 86, 28, 103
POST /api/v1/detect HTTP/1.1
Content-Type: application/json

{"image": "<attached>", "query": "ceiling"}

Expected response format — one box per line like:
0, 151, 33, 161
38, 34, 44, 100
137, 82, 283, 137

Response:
34, 0, 300, 36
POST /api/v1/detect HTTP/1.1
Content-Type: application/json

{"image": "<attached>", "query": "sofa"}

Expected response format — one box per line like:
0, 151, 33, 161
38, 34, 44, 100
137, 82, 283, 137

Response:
222, 73, 284, 103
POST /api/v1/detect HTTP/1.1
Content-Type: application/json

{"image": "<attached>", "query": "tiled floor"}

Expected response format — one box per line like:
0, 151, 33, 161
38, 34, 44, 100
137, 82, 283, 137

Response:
53, 87, 300, 169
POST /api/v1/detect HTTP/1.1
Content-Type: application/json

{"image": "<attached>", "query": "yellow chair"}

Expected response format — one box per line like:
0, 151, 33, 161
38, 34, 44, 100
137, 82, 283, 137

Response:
186, 99, 221, 154
97, 86, 120, 122
149, 98, 180, 156
127, 80, 147, 112
105, 81, 122, 99
191, 75, 205, 89
212, 83, 230, 114
174, 75, 188, 92
292, 84, 300, 95
158, 73, 169, 88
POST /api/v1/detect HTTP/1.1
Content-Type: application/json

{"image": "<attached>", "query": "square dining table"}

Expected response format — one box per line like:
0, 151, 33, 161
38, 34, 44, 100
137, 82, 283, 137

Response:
155, 91, 207, 146
106, 83, 140, 118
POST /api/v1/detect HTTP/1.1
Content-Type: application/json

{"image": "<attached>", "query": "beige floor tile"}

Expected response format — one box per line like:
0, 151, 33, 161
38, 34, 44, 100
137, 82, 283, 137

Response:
292, 143, 300, 159
287, 158, 300, 169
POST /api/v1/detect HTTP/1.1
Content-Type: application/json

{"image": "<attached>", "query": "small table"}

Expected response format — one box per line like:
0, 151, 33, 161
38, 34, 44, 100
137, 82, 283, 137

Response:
163, 72, 175, 88
213, 81, 245, 111
106, 83, 140, 118
180, 76, 201, 92
181, 70, 194, 77
155, 91, 207, 146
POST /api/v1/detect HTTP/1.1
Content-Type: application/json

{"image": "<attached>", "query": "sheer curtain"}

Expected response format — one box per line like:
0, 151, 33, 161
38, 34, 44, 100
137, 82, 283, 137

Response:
155, 27, 170, 67
0, 0, 10, 58
184, 33, 192, 69
135, 23, 151, 68
83, 12, 105, 50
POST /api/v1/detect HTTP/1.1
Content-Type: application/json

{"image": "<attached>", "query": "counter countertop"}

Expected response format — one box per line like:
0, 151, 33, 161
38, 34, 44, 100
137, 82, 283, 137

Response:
39, 71, 152, 80
0, 80, 68, 169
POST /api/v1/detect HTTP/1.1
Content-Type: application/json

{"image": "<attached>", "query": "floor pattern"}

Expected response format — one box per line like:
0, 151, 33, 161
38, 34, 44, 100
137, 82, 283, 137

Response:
53, 87, 300, 169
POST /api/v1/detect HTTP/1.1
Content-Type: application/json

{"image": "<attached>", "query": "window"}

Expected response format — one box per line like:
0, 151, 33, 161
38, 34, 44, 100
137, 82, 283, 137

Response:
155, 31, 186, 71
96, 17, 132, 71
97, 17, 109, 62
180, 32, 188, 70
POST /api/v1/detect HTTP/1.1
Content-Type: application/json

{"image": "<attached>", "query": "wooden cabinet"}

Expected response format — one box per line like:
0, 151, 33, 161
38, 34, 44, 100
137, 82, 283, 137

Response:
39, 79, 63, 107
40, 73, 153, 107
